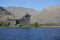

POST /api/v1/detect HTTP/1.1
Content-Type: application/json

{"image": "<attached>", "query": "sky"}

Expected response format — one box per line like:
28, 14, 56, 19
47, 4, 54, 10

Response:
0, 0, 60, 10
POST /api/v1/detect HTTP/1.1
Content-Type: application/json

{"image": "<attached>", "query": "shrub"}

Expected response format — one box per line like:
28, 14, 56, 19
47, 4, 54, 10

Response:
3, 22, 10, 27
34, 22, 39, 27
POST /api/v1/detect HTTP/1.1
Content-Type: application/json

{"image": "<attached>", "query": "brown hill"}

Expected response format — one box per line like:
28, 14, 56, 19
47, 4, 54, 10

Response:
36, 5, 60, 24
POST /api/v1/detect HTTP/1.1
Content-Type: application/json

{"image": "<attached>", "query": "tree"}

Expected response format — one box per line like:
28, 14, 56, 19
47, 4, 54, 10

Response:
34, 22, 39, 27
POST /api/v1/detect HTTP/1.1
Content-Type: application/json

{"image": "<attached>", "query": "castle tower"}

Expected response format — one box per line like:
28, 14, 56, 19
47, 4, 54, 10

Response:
24, 13, 31, 24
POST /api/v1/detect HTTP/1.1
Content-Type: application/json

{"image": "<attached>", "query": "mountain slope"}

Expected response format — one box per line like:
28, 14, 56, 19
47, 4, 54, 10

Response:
36, 5, 60, 24
0, 7, 15, 19
4, 7, 39, 23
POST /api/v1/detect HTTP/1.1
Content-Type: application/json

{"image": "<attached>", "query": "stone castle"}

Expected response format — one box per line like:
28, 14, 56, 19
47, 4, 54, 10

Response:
16, 13, 31, 24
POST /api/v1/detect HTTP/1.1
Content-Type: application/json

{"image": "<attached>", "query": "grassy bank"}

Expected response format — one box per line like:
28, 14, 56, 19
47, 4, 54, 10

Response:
0, 22, 60, 28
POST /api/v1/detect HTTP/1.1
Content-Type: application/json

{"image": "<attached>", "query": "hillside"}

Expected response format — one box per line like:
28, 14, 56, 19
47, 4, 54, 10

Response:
4, 7, 39, 23
36, 5, 60, 24
0, 7, 15, 19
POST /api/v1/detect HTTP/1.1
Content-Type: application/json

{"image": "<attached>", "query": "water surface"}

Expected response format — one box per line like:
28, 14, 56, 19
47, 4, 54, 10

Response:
0, 28, 60, 40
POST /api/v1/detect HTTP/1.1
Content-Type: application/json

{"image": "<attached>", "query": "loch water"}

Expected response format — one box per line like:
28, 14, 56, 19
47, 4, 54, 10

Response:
0, 28, 60, 40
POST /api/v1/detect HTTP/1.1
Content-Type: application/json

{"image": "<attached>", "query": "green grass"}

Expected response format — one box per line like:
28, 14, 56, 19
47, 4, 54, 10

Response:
0, 23, 60, 28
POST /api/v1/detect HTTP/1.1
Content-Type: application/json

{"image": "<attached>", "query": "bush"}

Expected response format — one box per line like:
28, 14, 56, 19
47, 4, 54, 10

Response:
34, 22, 39, 27
3, 22, 10, 27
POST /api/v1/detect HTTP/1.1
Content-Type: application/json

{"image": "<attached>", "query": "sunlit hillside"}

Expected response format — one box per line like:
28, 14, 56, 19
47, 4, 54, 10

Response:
36, 5, 60, 25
